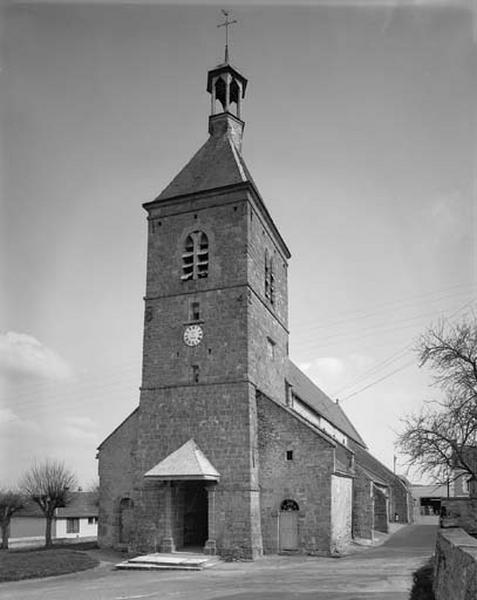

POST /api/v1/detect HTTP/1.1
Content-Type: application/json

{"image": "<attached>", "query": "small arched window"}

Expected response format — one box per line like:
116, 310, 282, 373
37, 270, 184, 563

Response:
182, 231, 209, 281
280, 499, 299, 512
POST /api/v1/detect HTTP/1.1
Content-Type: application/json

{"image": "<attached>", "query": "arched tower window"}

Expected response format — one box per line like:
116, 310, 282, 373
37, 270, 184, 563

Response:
265, 251, 275, 304
182, 231, 209, 281
214, 77, 227, 112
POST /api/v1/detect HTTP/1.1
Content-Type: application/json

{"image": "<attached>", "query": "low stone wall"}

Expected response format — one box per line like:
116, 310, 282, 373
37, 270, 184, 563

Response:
434, 528, 477, 600
441, 498, 477, 535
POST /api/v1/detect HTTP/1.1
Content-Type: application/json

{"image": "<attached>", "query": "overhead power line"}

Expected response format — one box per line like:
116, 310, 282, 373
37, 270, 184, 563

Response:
293, 282, 475, 333
340, 360, 416, 402
335, 299, 475, 402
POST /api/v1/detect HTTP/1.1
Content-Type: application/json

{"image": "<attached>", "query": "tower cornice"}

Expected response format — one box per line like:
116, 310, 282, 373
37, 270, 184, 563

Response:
143, 182, 291, 261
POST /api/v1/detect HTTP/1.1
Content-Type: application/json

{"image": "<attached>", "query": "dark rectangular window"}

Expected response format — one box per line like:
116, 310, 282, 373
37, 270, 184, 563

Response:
66, 518, 80, 533
286, 450, 293, 461
192, 365, 200, 384
265, 252, 275, 305
285, 380, 292, 406
267, 337, 276, 360
190, 301, 200, 321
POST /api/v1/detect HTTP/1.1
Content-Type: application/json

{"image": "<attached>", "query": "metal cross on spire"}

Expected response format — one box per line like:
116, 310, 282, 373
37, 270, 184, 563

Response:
217, 9, 237, 63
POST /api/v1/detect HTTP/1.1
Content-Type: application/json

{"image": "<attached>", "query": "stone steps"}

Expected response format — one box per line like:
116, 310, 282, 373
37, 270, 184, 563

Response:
115, 552, 221, 571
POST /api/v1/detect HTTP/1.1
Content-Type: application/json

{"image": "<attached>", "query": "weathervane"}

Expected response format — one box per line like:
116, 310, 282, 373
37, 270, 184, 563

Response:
217, 9, 237, 63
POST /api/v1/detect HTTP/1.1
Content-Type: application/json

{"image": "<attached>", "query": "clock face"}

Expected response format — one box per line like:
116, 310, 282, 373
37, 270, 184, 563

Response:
183, 324, 203, 347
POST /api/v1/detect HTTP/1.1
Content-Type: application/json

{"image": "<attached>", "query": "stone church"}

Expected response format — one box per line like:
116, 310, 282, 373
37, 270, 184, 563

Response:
97, 52, 411, 559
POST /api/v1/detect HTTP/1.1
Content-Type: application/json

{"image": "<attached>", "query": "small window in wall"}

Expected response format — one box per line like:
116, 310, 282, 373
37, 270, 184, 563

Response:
190, 301, 201, 321
285, 380, 293, 407
182, 231, 209, 281
267, 337, 276, 360
88, 517, 98, 525
192, 365, 200, 384
286, 450, 293, 461
66, 518, 80, 533
264, 251, 275, 304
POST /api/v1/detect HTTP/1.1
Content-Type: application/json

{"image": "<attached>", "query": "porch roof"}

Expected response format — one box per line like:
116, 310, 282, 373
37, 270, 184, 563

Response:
144, 439, 220, 481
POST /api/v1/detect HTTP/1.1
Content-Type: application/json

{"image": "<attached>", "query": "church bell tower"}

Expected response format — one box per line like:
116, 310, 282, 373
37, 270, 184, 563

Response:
131, 23, 290, 558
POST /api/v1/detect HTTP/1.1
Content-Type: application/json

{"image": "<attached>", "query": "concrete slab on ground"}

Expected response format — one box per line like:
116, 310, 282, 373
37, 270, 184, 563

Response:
116, 551, 221, 571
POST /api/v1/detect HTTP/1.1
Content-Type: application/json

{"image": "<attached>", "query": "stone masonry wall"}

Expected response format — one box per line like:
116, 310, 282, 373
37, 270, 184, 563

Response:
350, 441, 410, 525
434, 528, 477, 600
373, 485, 388, 533
247, 199, 288, 328
257, 393, 335, 555
145, 191, 249, 299
134, 382, 262, 557
352, 465, 374, 540
98, 409, 138, 548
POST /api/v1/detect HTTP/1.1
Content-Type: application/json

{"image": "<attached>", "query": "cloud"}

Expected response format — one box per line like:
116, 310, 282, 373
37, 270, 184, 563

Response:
0, 407, 18, 424
300, 353, 374, 394
0, 407, 41, 433
314, 357, 345, 379
0, 332, 73, 381
62, 415, 98, 442
428, 190, 470, 241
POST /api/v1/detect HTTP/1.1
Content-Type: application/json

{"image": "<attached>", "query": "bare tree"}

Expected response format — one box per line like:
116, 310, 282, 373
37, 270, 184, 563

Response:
0, 490, 25, 550
86, 479, 99, 507
21, 460, 77, 547
398, 317, 477, 490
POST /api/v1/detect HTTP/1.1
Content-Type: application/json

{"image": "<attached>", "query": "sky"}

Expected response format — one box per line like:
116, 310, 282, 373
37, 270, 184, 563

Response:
1, 0, 475, 487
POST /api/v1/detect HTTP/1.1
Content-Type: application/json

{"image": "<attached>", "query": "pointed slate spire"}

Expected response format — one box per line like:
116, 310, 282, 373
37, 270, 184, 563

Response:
154, 56, 252, 201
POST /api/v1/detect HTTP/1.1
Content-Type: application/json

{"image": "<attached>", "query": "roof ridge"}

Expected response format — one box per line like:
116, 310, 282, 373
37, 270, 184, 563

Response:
286, 359, 367, 447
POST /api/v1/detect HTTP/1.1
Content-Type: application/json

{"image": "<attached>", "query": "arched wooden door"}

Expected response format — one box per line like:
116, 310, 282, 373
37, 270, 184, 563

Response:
279, 499, 299, 551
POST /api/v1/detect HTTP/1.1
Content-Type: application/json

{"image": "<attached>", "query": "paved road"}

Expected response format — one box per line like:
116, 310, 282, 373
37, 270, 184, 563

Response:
0, 525, 437, 600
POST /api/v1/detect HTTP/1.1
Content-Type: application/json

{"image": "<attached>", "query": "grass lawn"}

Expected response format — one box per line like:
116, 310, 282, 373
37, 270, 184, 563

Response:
0, 547, 99, 582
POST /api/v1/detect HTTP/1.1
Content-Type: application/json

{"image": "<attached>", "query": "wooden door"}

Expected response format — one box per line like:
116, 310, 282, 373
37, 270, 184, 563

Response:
119, 498, 134, 544
279, 511, 298, 550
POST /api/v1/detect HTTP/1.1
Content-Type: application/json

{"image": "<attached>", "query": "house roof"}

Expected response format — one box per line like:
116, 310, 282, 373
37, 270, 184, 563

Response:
57, 492, 98, 518
286, 360, 367, 447
144, 439, 220, 481
358, 463, 389, 487
351, 442, 407, 491
15, 492, 98, 519
14, 500, 44, 518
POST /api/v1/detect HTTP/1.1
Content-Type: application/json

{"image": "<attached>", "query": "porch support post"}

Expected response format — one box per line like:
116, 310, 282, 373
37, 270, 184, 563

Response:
204, 483, 217, 555
160, 481, 175, 553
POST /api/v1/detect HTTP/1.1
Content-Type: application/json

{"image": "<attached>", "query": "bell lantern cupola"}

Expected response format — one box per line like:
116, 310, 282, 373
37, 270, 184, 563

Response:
206, 11, 248, 150
207, 63, 247, 120
206, 62, 247, 150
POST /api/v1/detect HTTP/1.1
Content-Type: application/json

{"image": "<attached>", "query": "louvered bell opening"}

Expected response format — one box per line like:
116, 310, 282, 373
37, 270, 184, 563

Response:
184, 237, 194, 253
197, 260, 208, 278
181, 265, 194, 280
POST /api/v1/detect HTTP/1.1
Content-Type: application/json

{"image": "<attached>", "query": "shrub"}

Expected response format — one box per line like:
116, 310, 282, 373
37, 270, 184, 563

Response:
410, 557, 435, 600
